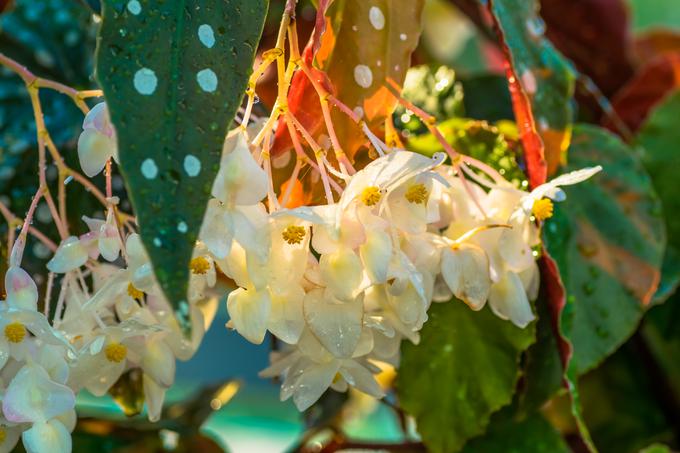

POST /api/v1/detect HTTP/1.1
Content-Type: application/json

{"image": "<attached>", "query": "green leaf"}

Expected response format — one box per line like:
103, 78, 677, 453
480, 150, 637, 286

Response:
640, 444, 672, 453
397, 301, 535, 453
579, 343, 676, 452
637, 89, 680, 302
96, 0, 268, 331
543, 124, 666, 376
461, 412, 569, 453
488, 0, 576, 174
517, 295, 564, 416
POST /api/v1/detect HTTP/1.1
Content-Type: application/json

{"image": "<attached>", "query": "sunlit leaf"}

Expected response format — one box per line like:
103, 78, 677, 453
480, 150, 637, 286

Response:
96, 0, 268, 333
398, 301, 535, 453
543, 124, 665, 375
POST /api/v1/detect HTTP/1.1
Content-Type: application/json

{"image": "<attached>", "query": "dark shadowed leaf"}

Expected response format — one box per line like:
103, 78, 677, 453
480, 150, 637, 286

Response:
637, 89, 680, 302
541, 0, 634, 97
96, 0, 267, 332
461, 411, 569, 453
398, 301, 535, 453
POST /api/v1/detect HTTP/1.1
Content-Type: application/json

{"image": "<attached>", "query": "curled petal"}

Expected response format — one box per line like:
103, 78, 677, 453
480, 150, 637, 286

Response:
303, 289, 363, 358
488, 272, 535, 328
441, 244, 491, 310
212, 132, 268, 206
319, 247, 363, 301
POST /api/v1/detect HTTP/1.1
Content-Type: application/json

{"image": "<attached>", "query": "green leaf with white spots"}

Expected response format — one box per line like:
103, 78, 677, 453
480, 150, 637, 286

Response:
397, 301, 536, 453
96, 0, 267, 332
543, 124, 666, 376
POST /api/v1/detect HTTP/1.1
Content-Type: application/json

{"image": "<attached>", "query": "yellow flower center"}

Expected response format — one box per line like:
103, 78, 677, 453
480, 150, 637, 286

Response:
532, 198, 554, 221
104, 342, 127, 363
404, 183, 429, 204
333, 372, 342, 384
127, 283, 144, 301
0, 427, 6, 444
360, 186, 382, 206
190, 256, 211, 274
281, 225, 306, 245
4, 322, 26, 343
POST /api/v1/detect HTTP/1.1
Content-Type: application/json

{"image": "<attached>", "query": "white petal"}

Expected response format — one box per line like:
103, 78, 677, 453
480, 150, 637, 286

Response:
489, 272, 535, 328
0, 424, 20, 453
200, 199, 234, 259
529, 166, 602, 201
143, 374, 166, 422
359, 229, 392, 284
319, 247, 363, 301
268, 285, 305, 344
5, 266, 38, 311
22, 419, 71, 453
226, 287, 271, 344
98, 209, 120, 262
292, 361, 340, 411
142, 337, 176, 387
339, 360, 384, 398
303, 289, 363, 358
47, 236, 88, 273
2, 364, 75, 423
212, 132, 267, 206
441, 244, 490, 310
77, 128, 116, 177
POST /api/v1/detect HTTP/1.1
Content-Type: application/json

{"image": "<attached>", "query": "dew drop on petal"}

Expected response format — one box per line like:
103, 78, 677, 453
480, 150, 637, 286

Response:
134, 68, 157, 95
369, 6, 385, 30
198, 24, 215, 48
197, 68, 218, 92
183, 154, 201, 177
140, 158, 158, 179
354, 65, 373, 88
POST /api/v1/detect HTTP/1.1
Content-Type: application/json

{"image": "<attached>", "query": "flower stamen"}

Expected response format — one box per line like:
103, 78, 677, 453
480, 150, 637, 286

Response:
190, 256, 211, 275
532, 198, 554, 221
104, 342, 127, 363
282, 225, 306, 245
127, 283, 144, 301
4, 322, 26, 343
404, 183, 428, 204
360, 186, 382, 206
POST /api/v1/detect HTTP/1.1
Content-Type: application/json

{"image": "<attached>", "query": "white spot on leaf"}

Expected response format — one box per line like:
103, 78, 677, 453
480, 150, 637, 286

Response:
400, 33, 407, 41
133, 68, 157, 95
153, 237, 162, 247
198, 24, 215, 48
183, 154, 201, 177
140, 158, 158, 179
353, 65, 373, 88
197, 69, 218, 92
369, 6, 385, 30
177, 221, 188, 233
127, 0, 141, 15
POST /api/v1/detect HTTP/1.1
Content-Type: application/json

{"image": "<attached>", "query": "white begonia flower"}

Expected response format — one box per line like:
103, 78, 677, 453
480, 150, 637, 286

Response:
22, 419, 71, 453
46, 236, 88, 273
227, 286, 272, 345
2, 363, 75, 426
4, 266, 38, 311
261, 328, 383, 411
0, 307, 67, 368
77, 102, 118, 177
212, 132, 268, 207
441, 243, 491, 311
80, 208, 122, 263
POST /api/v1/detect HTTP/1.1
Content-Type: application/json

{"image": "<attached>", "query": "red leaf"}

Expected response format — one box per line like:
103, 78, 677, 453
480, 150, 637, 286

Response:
539, 254, 571, 370
541, 0, 634, 96
603, 52, 680, 133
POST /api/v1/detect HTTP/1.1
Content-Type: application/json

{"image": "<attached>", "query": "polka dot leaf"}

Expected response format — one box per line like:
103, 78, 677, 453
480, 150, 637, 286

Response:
272, 0, 425, 159
96, 0, 268, 336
